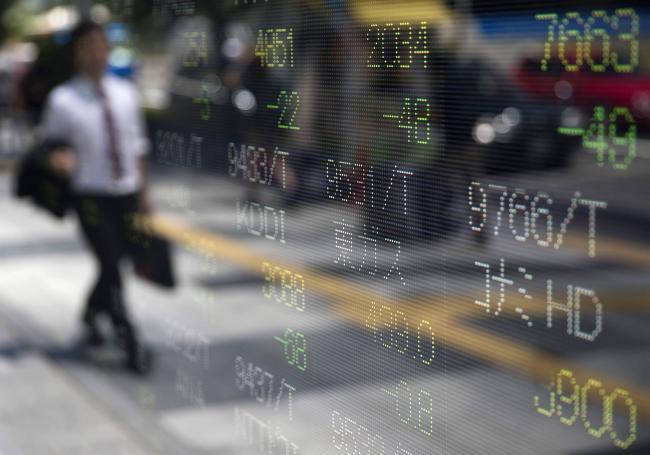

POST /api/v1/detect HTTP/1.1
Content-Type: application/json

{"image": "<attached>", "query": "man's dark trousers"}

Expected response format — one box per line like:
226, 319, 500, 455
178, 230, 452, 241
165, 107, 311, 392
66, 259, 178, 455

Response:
74, 192, 140, 355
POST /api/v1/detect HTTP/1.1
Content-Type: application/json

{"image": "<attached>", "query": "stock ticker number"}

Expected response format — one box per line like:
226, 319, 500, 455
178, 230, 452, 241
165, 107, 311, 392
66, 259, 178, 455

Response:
367, 22, 430, 69
558, 106, 637, 171
275, 328, 307, 372
327, 160, 412, 284
256, 27, 294, 68
536, 8, 639, 73
535, 369, 637, 449
234, 407, 299, 455
332, 410, 414, 455
267, 91, 301, 130
365, 301, 435, 366
235, 355, 296, 420
382, 97, 431, 144
468, 181, 607, 258
382, 381, 434, 437
262, 262, 306, 312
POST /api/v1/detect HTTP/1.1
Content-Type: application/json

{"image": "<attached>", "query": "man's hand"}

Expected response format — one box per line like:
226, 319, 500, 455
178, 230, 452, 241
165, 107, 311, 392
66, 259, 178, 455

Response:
49, 147, 76, 177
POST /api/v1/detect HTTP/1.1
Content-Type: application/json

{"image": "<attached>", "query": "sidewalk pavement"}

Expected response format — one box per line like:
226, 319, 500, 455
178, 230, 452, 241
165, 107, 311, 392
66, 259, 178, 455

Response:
0, 311, 149, 455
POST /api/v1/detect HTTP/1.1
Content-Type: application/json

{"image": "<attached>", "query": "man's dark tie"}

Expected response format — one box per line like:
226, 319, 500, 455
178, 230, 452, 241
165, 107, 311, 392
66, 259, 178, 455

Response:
97, 84, 123, 179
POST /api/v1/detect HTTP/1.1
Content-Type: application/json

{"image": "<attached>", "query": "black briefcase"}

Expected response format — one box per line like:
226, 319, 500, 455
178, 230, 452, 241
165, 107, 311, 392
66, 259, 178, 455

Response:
125, 214, 176, 289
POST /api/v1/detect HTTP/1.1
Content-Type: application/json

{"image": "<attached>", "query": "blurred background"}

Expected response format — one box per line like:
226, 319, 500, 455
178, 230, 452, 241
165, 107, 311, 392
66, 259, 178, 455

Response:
1, 0, 649, 454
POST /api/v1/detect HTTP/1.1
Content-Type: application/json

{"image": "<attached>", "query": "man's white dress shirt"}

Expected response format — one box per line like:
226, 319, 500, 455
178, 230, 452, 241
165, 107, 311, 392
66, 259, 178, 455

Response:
40, 74, 150, 195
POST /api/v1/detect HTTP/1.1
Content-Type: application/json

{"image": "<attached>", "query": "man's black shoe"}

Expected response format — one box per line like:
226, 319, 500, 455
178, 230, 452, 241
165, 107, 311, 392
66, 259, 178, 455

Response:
82, 317, 106, 347
125, 344, 154, 375
84, 327, 106, 347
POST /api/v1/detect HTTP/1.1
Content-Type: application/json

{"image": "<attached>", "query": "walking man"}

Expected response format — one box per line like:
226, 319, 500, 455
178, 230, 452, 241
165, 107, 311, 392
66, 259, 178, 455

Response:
40, 20, 152, 373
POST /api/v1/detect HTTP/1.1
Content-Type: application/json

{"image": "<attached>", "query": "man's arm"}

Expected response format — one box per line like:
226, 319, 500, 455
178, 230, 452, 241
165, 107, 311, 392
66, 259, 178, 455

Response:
40, 91, 76, 177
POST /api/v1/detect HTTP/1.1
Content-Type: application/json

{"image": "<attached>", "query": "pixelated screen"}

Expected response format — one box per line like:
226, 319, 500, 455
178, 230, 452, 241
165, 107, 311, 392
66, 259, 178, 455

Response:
2, 0, 650, 454
132, 1, 650, 453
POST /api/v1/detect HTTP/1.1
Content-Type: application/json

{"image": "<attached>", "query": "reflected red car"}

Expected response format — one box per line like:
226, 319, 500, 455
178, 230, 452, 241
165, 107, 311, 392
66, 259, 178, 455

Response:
514, 56, 650, 130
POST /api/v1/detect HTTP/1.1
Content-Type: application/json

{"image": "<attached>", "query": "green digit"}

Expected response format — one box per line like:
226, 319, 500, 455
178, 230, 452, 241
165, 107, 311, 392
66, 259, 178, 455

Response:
535, 13, 558, 71
558, 12, 584, 72
265, 29, 275, 67
294, 331, 307, 371
607, 388, 637, 449
581, 379, 608, 438
583, 106, 608, 166
415, 98, 431, 145
534, 374, 556, 417
608, 106, 637, 170
584, 11, 611, 72
611, 8, 639, 73
416, 319, 434, 365
382, 23, 398, 68
556, 369, 579, 426
397, 97, 412, 141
